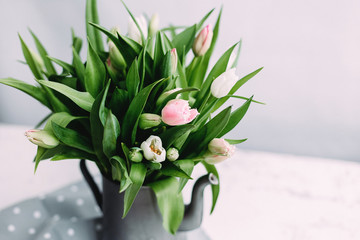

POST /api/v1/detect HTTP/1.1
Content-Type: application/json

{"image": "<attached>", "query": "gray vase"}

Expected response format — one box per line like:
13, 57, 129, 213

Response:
80, 160, 218, 240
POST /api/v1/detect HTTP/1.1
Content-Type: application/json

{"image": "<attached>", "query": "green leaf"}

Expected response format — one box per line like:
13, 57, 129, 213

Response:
230, 39, 242, 69
213, 67, 263, 111
148, 177, 184, 234
175, 160, 195, 192
86, 0, 104, 52
0, 78, 50, 108
145, 162, 162, 171
18, 34, 42, 79
225, 138, 247, 145
195, 42, 239, 107
224, 95, 265, 105
44, 112, 82, 132
182, 106, 231, 156
138, 41, 152, 89
110, 156, 132, 192
109, 87, 129, 121
29, 29, 57, 76
157, 50, 172, 80
196, 9, 215, 32
47, 56, 75, 75
51, 147, 97, 161
103, 110, 121, 159
38, 80, 94, 112
51, 122, 94, 154
202, 161, 219, 213
122, 79, 164, 144
126, 59, 140, 100
90, 81, 111, 173
71, 28, 83, 54
172, 25, 196, 62
121, 0, 145, 44
121, 143, 131, 169
89, 23, 141, 66
153, 32, 172, 75
35, 112, 81, 171
159, 125, 195, 149
123, 163, 147, 218
219, 96, 252, 137
85, 40, 106, 97
175, 59, 188, 90
160, 162, 192, 179
72, 47, 85, 86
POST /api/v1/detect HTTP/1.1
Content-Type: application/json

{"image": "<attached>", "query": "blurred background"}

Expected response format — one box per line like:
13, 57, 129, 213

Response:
0, 0, 359, 161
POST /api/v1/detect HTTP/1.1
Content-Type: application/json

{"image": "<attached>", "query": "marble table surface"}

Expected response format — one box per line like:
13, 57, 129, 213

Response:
1, 124, 360, 240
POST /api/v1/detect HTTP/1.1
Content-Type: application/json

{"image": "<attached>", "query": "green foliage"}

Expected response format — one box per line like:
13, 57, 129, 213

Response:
86, 0, 103, 52
123, 163, 146, 218
0, 78, 50, 108
85, 41, 106, 97
148, 177, 184, 234
202, 162, 220, 213
38, 80, 94, 112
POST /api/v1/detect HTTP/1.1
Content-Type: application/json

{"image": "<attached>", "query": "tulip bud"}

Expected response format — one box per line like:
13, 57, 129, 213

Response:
110, 26, 121, 37
128, 15, 148, 45
129, 147, 143, 162
192, 24, 213, 56
156, 88, 182, 106
204, 138, 236, 164
148, 13, 159, 37
210, 68, 239, 98
166, 148, 179, 161
25, 130, 59, 149
208, 138, 235, 156
139, 113, 162, 130
170, 48, 178, 74
108, 41, 126, 71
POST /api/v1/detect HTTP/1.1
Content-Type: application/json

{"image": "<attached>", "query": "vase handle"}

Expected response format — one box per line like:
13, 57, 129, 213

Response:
80, 159, 103, 211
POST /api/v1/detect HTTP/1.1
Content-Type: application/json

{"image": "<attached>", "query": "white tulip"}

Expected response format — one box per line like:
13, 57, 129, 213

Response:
210, 68, 239, 98
148, 13, 159, 37
140, 135, 166, 163
127, 15, 148, 45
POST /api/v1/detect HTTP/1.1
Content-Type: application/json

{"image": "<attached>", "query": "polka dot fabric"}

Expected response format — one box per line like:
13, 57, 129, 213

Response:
0, 178, 103, 240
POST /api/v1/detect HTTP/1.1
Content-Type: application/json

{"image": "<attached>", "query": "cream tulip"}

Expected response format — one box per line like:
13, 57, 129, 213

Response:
140, 136, 166, 163
210, 68, 239, 98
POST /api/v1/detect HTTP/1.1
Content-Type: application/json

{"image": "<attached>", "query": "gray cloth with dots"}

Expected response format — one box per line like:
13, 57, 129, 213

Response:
0, 177, 103, 240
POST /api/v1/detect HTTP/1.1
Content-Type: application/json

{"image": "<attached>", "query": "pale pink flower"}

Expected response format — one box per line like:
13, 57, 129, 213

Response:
204, 138, 236, 164
192, 24, 213, 56
161, 99, 199, 126
170, 48, 178, 74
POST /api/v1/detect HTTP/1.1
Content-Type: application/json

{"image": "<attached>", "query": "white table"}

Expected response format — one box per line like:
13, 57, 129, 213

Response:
1, 124, 360, 240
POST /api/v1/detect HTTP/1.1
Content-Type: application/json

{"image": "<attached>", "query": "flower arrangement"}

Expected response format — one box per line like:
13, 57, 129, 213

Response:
0, 0, 263, 234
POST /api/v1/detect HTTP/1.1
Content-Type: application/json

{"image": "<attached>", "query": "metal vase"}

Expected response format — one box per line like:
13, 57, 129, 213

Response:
80, 160, 212, 240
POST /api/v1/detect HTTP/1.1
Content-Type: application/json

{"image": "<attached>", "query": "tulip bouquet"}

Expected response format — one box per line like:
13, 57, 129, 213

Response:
0, 0, 263, 234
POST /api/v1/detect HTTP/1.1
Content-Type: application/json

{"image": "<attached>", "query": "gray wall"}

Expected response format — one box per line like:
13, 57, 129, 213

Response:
1, 0, 359, 161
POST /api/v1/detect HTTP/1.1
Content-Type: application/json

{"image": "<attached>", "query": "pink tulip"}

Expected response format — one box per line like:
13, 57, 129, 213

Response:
192, 24, 213, 56
161, 99, 199, 126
